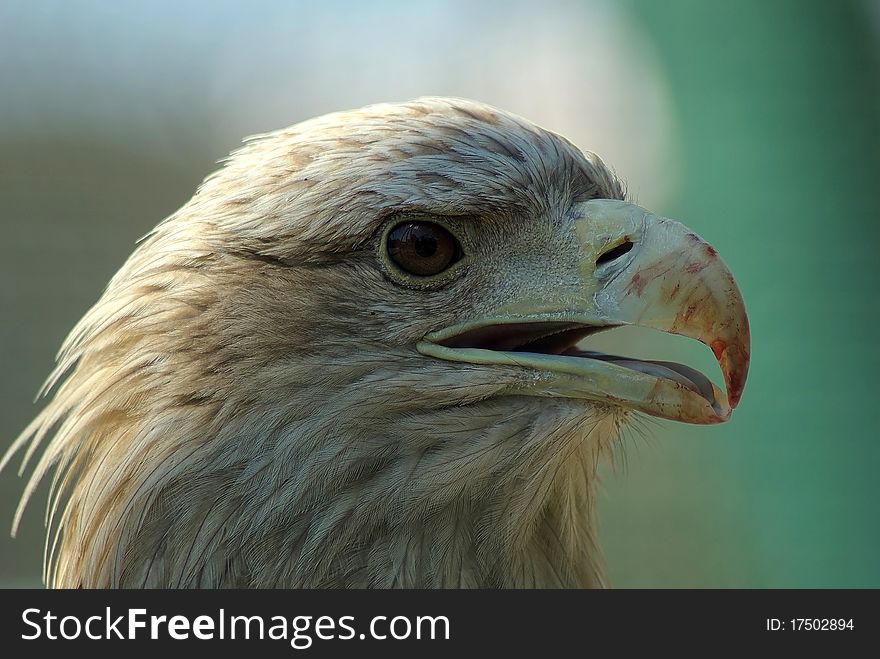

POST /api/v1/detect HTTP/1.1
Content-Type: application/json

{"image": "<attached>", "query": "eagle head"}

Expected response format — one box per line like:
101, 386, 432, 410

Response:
3, 98, 749, 588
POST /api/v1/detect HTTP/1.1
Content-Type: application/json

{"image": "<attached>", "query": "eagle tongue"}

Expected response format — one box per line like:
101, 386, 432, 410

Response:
570, 350, 719, 411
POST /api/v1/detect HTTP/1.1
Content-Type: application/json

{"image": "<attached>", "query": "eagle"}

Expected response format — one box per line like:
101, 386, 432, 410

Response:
2, 98, 749, 588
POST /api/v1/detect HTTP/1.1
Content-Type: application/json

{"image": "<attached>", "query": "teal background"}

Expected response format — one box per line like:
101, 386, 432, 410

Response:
600, 0, 880, 588
1, 0, 878, 587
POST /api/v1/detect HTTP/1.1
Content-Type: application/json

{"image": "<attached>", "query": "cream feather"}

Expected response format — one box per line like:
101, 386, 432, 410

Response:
3, 98, 627, 588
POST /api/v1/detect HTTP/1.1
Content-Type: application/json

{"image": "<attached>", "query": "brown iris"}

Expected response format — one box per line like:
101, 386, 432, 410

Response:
386, 221, 462, 277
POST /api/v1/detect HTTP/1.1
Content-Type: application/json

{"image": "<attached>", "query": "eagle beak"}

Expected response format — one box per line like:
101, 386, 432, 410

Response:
417, 200, 750, 425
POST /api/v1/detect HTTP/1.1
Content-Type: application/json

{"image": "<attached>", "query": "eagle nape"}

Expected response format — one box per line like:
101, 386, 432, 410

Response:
2, 97, 750, 588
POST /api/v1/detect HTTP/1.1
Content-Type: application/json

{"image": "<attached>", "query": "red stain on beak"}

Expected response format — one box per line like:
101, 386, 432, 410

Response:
725, 342, 750, 409
626, 272, 647, 297
710, 337, 749, 410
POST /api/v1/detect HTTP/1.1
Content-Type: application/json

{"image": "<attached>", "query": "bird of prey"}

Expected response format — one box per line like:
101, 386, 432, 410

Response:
2, 98, 749, 588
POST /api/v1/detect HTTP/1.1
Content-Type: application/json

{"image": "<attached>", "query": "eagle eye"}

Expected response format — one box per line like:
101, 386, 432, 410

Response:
386, 221, 463, 277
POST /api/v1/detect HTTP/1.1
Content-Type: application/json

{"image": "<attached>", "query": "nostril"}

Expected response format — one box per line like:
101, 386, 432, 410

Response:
596, 240, 634, 266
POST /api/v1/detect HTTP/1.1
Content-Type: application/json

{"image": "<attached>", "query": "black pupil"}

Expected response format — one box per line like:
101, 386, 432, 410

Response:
414, 233, 438, 258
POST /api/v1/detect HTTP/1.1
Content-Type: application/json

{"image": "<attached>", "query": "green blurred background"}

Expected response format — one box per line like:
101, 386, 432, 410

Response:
1, 0, 878, 587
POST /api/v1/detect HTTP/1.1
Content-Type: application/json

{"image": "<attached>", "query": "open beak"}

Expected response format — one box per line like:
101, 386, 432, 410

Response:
417, 200, 750, 424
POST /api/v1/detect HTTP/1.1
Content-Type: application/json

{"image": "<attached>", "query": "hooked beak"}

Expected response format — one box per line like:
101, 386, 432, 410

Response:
417, 200, 750, 424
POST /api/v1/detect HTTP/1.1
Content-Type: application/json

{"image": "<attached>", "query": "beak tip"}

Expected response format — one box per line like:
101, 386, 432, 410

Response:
705, 335, 750, 415
723, 349, 750, 412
